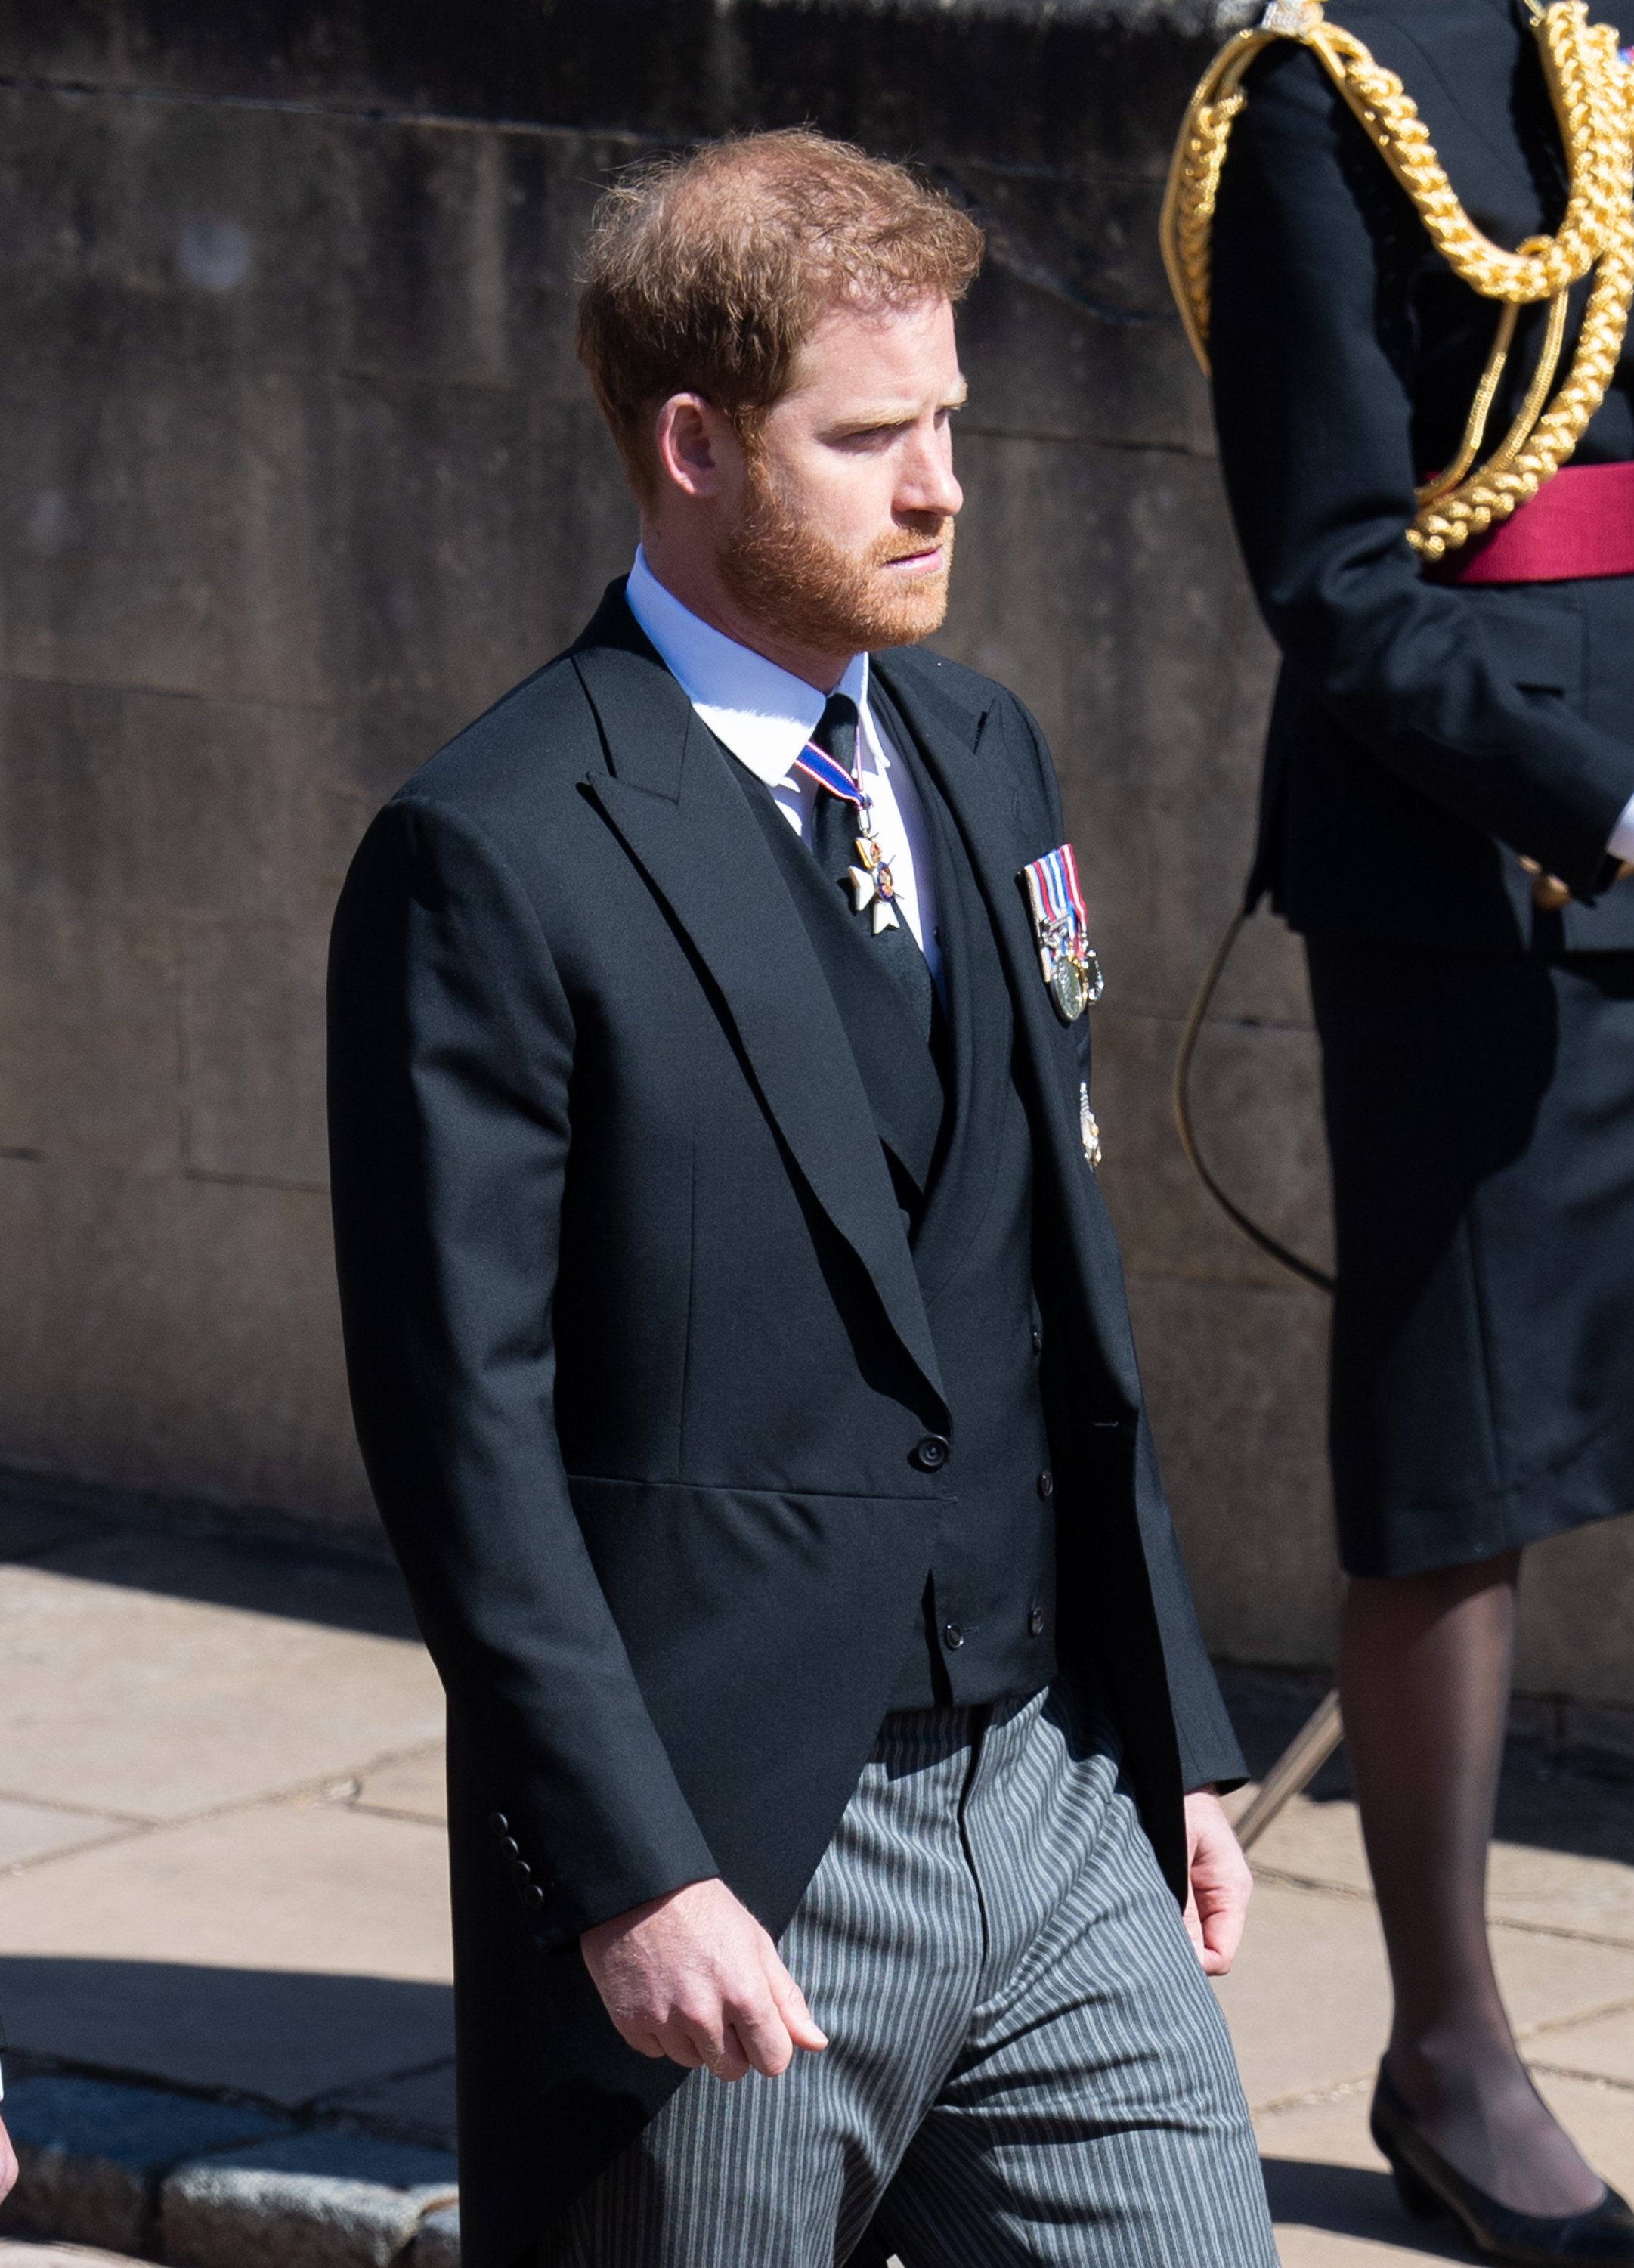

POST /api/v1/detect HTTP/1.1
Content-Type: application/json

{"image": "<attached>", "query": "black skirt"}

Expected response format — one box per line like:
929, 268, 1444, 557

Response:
1307, 937, 1634, 1579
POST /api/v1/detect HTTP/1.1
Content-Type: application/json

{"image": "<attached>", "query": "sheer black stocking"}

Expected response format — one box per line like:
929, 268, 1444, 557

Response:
1340, 1551, 1605, 2216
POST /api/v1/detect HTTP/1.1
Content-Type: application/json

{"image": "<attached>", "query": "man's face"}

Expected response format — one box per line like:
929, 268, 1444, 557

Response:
718, 293, 966, 658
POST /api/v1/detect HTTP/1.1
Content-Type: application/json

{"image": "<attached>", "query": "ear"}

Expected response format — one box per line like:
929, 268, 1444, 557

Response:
652, 393, 743, 503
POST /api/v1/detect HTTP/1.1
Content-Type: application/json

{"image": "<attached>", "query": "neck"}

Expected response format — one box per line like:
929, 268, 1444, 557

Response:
639, 526, 853, 693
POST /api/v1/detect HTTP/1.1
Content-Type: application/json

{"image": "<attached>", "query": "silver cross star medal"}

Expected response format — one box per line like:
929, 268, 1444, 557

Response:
849, 826, 901, 934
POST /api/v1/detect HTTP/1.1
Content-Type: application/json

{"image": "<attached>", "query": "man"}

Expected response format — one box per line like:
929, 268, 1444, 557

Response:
329, 129, 1275, 2268
1169, 2, 1634, 2260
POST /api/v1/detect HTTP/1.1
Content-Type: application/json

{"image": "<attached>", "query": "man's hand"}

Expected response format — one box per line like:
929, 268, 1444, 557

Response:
1182, 1789, 1252, 1975
580, 1877, 828, 2080
0, 2111, 17, 2202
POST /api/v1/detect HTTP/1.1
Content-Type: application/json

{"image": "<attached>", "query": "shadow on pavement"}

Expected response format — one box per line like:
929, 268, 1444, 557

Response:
1261, 2157, 1468, 2257
0, 1471, 417, 1643
1219, 1665, 1634, 1870
0, 1956, 454, 2123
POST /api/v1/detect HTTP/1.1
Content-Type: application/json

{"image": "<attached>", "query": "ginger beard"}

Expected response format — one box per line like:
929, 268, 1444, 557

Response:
717, 443, 955, 657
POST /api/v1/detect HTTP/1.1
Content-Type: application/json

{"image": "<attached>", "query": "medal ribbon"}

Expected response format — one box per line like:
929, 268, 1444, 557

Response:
792, 741, 865, 807
1023, 844, 1090, 971
793, 733, 904, 920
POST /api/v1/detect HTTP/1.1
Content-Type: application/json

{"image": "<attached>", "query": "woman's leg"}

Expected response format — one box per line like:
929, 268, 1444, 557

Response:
1340, 1551, 1605, 2215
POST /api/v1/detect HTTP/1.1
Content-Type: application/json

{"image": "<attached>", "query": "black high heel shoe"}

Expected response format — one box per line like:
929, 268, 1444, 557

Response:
1370, 2062, 1634, 2263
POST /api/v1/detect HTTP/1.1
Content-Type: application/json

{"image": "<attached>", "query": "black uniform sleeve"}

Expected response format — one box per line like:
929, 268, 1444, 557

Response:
1209, 43, 1634, 897
327, 796, 719, 1947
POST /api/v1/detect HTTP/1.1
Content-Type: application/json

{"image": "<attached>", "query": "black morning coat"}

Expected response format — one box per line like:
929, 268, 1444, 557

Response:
326, 584, 1243, 2268
1210, 0, 1634, 948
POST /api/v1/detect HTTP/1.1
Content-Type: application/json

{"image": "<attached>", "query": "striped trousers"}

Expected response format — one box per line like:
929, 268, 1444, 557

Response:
543, 1685, 1276, 2268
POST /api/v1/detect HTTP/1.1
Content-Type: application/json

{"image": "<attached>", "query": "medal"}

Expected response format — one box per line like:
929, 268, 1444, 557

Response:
1079, 1083, 1102, 1170
794, 734, 902, 933
1021, 844, 1103, 1024
1050, 956, 1088, 1024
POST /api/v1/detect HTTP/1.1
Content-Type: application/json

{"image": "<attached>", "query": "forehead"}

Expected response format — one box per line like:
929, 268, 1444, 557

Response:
780, 293, 961, 406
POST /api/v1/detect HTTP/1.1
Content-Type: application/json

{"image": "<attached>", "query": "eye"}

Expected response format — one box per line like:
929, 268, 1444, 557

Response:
834, 421, 911, 451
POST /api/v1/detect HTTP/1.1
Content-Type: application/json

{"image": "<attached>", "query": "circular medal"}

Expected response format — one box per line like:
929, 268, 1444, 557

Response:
1048, 954, 1088, 1024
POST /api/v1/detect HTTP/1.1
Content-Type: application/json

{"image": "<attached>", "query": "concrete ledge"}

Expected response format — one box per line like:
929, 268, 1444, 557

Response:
161, 2131, 458, 2268
407, 2205, 460, 2268
0, 2074, 285, 2254
0, 2073, 460, 2266
0, 2245, 150, 2265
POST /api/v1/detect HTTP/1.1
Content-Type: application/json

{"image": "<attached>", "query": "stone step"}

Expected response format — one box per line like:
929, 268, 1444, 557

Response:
0, 2074, 458, 2266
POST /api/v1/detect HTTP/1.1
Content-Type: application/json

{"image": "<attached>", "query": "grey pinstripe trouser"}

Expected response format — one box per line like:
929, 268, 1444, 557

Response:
544, 1685, 1277, 2267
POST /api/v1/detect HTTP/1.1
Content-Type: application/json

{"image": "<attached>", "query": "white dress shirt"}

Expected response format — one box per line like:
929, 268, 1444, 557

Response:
1612, 796, 1634, 864
625, 549, 942, 988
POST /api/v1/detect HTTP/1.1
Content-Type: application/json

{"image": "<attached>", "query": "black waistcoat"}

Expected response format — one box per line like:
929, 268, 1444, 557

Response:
729, 692, 1059, 1709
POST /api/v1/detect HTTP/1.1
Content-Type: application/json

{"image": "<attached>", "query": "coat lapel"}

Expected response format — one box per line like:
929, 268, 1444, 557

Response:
571, 596, 946, 1414
872, 651, 1143, 1412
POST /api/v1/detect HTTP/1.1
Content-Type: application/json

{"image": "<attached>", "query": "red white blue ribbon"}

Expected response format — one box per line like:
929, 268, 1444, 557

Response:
1023, 844, 1087, 950
792, 742, 865, 807
1022, 843, 1102, 997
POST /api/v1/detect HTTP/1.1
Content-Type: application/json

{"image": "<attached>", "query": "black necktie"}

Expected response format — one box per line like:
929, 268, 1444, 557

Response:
808, 693, 937, 1046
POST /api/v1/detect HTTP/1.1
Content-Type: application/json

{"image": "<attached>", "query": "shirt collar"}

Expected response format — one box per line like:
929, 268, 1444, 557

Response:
625, 547, 870, 789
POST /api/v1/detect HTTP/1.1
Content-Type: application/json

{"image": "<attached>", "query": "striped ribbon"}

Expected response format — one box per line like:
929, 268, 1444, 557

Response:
792, 742, 865, 807
1023, 844, 1089, 962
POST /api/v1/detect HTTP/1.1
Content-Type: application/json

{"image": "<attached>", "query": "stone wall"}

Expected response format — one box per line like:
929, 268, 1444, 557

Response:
1, 0, 1628, 1711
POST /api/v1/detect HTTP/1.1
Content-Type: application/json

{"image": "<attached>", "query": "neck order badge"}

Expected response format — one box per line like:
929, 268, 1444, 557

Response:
1022, 844, 1103, 1024
792, 735, 902, 934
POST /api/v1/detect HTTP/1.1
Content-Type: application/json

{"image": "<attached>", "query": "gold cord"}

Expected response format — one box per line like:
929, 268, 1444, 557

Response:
1415, 302, 1520, 506
1159, 2, 1634, 558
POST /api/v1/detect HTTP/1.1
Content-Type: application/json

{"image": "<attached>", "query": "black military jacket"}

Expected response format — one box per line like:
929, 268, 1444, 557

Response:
326, 587, 1242, 2268
1211, 0, 1634, 948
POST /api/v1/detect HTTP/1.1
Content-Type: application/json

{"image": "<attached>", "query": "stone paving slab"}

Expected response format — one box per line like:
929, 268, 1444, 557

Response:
1532, 2000, 1634, 2085
0, 1796, 451, 1984
0, 1560, 441, 1821
1216, 1873, 1634, 2108
354, 1752, 445, 1827
0, 1799, 123, 1872
0, 1798, 452, 2104
1250, 1793, 1634, 1947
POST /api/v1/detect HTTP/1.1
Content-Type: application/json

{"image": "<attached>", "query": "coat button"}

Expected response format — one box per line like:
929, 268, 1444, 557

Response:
489, 1812, 509, 1837
912, 1435, 951, 1472
942, 1622, 965, 1650
500, 1835, 521, 1861
1038, 1470, 1054, 1499
1029, 1606, 1046, 1638
523, 1882, 546, 1910
511, 1859, 532, 1888
1032, 1328, 1042, 1358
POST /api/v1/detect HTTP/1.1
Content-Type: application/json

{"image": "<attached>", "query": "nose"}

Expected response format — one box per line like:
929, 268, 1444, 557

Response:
899, 425, 963, 522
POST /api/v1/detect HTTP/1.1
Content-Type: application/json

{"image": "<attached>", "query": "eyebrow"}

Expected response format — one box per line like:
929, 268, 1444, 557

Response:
837, 381, 970, 426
